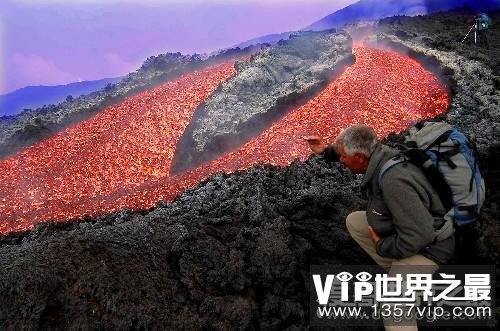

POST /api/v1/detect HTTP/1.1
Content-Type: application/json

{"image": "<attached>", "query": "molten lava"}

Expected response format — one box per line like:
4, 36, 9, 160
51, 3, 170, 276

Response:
0, 61, 240, 233
0, 45, 449, 235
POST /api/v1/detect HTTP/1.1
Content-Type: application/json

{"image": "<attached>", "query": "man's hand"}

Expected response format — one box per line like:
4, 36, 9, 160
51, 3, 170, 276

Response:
303, 135, 326, 154
368, 226, 381, 245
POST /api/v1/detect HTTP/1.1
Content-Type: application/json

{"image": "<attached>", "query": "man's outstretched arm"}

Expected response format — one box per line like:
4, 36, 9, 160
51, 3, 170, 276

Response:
303, 136, 339, 162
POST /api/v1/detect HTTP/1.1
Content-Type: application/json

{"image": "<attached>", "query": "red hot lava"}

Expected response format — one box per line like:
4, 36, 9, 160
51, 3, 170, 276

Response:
0, 45, 449, 235
0, 60, 241, 234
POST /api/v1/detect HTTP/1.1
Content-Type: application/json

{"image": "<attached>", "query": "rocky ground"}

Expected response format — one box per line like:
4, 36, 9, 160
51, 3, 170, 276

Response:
376, 9, 500, 151
0, 9, 499, 330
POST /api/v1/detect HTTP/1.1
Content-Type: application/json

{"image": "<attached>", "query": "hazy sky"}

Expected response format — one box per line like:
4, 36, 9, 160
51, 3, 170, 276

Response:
0, 0, 357, 94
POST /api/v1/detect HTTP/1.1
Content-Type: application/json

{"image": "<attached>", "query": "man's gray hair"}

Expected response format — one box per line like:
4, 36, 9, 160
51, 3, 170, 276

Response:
335, 125, 378, 157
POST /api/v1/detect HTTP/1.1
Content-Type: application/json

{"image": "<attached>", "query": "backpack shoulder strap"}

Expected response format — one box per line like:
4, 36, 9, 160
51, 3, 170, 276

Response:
378, 157, 405, 187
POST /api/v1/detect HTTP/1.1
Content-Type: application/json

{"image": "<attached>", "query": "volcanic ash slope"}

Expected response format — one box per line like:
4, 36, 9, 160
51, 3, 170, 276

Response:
171, 30, 354, 173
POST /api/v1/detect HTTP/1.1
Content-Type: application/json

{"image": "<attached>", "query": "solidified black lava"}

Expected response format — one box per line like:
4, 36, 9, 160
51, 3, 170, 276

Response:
0, 158, 370, 330
0, 147, 498, 330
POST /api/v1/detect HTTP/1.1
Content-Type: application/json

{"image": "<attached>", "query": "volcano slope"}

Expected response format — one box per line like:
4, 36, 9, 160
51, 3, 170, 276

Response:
0, 60, 245, 235
0, 46, 260, 161
0, 33, 449, 234
374, 8, 500, 261
1, 11, 499, 331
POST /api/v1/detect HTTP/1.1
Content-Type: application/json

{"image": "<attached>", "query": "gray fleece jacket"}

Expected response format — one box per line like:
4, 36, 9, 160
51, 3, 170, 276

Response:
361, 144, 455, 264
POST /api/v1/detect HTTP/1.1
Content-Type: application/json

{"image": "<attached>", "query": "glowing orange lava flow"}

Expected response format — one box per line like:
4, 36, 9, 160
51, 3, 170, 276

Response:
0, 45, 449, 235
0, 61, 240, 234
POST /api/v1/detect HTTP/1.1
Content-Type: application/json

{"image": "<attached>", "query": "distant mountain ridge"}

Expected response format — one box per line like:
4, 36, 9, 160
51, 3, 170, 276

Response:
306, 0, 500, 31
5, 0, 499, 120
0, 77, 122, 117
8, 1, 499, 119
232, 31, 293, 49
233, 0, 500, 47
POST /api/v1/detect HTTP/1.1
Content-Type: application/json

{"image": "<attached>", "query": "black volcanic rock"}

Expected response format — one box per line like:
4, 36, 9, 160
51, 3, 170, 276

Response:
0, 152, 498, 330
0, 158, 370, 330
171, 30, 354, 174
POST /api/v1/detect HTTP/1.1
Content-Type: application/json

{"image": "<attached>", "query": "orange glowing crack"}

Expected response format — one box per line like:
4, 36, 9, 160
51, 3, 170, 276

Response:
0, 45, 449, 235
